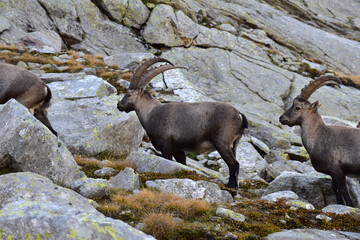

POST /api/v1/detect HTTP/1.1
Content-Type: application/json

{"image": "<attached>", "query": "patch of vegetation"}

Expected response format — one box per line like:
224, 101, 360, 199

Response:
74, 154, 134, 179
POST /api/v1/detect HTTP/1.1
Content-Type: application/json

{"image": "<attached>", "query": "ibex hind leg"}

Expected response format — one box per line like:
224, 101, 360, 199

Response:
174, 151, 187, 165
331, 173, 354, 207
213, 140, 239, 189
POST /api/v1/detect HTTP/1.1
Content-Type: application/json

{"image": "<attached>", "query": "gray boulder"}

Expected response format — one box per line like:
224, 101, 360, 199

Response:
48, 95, 144, 156
261, 190, 299, 203
265, 229, 360, 240
0, 100, 84, 187
94, 167, 118, 178
0, 200, 155, 240
109, 167, 140, 191
286, 200, 315, 210
146, 178, 233, 203
216, 207, 246, 222
322, 205, 360, 216
71, 177, 110, 199
48, 75, 117, 100
0, 172, 96, 212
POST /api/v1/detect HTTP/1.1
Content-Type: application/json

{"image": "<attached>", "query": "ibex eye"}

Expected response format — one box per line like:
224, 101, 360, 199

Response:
295, 106, 301, 110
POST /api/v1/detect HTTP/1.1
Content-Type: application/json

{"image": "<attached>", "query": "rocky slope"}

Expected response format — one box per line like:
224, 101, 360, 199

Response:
0, 0, 359, 239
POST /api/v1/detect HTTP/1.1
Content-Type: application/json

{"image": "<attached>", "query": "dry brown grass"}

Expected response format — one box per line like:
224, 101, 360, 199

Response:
0, 43, 19, 51
68, 50, 79, 59
142, 213, 177, 239
66, 58, 84, 72
97, 68, 119, 80
109, 189, 211, 220
84, 54, 107, 68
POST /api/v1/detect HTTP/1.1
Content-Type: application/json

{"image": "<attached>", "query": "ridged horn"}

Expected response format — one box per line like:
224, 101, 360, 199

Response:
128, 58, 174, 90
298, 75, 342, 100
138, 64, 188, 89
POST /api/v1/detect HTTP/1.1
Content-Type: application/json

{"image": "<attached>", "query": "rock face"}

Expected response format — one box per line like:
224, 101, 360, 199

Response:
48, 95, 144, 156
0, 100, 84, 187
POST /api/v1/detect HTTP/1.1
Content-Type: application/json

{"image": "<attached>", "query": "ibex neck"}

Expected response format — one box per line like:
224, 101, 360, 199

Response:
134, 91, 161, 125
300, 112, 325, 150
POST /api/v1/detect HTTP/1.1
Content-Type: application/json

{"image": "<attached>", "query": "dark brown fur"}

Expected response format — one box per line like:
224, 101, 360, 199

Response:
0, 62, 57, 135
117, 58, 248, 189
280, 97, 360, 206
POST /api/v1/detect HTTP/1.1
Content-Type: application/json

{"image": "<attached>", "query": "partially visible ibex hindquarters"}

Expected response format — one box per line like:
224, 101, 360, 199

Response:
279, 75, 360, 207
117, 58, 248, 189
0, 62, 57, 136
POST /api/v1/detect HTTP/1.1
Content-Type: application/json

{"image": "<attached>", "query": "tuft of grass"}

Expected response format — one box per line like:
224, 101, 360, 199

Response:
68, 50, 79, 59
100, 189, 212, 221
66, 58, 84, 72
142, 213, 177, 239
84, 54, 107, 68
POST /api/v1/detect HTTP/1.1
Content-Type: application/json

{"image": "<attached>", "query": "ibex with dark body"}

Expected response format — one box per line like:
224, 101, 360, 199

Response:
117, 58, 248, 189
279, 75, 360, 206
0, 62, 57, 136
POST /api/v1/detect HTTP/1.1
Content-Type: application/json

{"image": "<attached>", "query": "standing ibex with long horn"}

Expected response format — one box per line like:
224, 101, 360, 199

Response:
0, 62, 57, 136
117, 58, 248, 189
279, 75, 360, 207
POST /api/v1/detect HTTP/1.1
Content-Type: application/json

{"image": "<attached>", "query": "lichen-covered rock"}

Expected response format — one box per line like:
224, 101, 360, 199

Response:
71, 177, 110, 199
216, 207, 246, 222
322, 204, 360, 216
0, 100, 84, 187
265, 229, 360, 240
0, 200, 155, 240
48, 75, 117, 100
48, 95, 144, 156
261, 190, 299, 203
109, 167, 140, 191
146, 178, 233, 203
286, 200, 315, 210
126, 150, 202, 174
0, 172, 96, 212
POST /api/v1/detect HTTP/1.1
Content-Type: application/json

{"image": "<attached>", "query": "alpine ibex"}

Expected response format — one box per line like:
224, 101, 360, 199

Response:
117, 58, 248, 189
279, 75, 360, 206
0, 62, 57, 136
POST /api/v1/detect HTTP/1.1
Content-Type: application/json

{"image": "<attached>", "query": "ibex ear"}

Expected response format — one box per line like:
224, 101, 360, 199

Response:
311, 100, 322, 111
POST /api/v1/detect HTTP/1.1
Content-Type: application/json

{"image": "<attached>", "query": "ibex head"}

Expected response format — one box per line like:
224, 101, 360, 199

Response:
279, 75, 342, 126
117, 58, 184, 113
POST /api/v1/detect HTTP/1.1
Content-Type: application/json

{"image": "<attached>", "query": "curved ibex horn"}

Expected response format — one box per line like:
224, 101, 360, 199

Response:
129, 58, 174, 90
138, 64, 188, 89
298, 75, 342, 100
